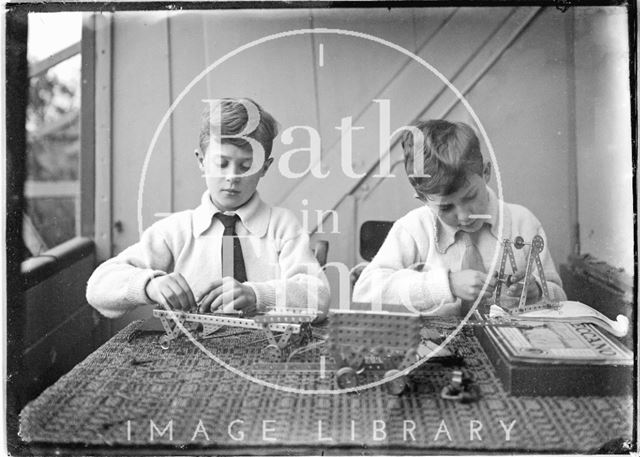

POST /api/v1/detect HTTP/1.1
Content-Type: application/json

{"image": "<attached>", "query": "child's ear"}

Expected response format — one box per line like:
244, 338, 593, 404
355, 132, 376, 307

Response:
260, 157, 274, 177
482, 161, 492, 183
195, 149, 204, 171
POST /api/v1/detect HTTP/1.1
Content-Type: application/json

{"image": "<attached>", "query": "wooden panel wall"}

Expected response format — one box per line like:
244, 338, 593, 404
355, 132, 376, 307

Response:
111, 12, 173, 254
574, 7, 633, 274
103, 7, 627, 322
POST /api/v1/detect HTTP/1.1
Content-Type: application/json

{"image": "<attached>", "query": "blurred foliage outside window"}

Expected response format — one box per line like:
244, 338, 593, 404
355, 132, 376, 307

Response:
24, 13, 82, 259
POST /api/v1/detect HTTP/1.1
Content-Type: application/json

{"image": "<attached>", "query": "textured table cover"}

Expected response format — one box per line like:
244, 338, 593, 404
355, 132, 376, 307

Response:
20, 319, 633, 452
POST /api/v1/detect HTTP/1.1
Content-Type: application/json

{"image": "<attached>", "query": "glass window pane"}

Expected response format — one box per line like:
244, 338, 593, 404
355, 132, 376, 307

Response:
28, 13, 82, 61
25, 14, 82, 258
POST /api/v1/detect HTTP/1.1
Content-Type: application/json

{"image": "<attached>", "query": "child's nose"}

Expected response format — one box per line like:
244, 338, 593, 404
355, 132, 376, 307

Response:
223, 167, 242, 180
457, 206, 471, 223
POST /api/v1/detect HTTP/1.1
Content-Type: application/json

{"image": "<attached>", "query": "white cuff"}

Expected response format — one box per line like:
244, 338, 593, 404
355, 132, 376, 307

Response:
415, 267, 455, 311
246, 282, 277, 312
127, 269, 166, 306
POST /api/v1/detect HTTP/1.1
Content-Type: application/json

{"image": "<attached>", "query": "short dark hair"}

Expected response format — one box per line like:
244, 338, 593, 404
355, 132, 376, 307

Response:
199, 98, 278, 158
400, 119, 483, 196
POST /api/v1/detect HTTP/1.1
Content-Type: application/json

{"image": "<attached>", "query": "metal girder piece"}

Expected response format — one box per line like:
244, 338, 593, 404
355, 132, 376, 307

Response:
495, 238, 518, 305
254, 309, 317, 324
277, 326, 294, 349
506, 299, 560, 314
517, 239, 538, 310
153, 309, 302, 334
201, 325, 223, 337
156, 313, 186, 348
261, 323, 279, 347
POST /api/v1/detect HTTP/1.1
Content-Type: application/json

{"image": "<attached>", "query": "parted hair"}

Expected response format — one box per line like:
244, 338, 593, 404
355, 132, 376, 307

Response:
400, 119, 483, 196
199, 98, 279, 158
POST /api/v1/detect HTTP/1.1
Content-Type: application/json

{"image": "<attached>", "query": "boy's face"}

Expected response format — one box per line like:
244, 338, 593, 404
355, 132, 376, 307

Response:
419, 162, 492, 232
197, 143, 273, 211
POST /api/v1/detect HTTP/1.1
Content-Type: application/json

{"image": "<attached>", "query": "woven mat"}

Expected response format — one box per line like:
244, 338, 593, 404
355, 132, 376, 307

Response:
19, 320, 633, 452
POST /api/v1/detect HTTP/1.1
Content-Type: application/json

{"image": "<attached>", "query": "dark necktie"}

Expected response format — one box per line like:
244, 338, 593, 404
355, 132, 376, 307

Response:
460, 231, 485, 273
214, 213, 247, 283
460, 231, 486, 315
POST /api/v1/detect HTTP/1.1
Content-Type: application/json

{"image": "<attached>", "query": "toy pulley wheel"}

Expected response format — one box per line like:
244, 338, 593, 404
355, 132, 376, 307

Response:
261, 344, 283, 363
335, 367, 358, 389
513, 236, 525, 249
383, 369, 407, 395
531, 234, 544, 252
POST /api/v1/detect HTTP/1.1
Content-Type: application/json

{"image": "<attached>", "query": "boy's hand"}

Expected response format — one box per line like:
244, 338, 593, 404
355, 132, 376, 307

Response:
505, 272, 541, 302
197, 277, 258, 316
449, 270, 496, 301
145, 273, 197, 311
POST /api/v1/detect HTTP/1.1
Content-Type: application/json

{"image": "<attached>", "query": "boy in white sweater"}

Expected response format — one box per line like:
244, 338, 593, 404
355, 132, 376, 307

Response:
87, 99, 330, 319
352, 120, 565, 315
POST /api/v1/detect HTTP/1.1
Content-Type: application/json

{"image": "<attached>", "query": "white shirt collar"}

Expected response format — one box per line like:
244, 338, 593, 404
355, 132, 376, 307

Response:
192, 191, 270, 238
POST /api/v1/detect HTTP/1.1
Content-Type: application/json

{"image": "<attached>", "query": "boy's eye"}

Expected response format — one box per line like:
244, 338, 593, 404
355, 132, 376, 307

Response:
439, 205, 454, 212
239, 161, 252, 172
463, 192, 477, 201
213, 159, 228, 168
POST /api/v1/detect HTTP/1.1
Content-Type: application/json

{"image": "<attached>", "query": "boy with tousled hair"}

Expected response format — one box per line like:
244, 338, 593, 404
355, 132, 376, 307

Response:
352, 119, 565, 315
87, 98, 330, 319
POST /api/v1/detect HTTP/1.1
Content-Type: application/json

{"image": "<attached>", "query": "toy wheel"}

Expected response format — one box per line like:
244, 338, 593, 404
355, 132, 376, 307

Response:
261, 344, 283, 363
335, 367, 358, 389
531, 234, 544, 252
384, 369, 407, 395
513, 236, 525, 249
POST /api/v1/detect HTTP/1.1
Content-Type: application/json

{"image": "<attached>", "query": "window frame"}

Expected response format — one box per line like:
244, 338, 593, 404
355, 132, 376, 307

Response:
21, 12, 112, 286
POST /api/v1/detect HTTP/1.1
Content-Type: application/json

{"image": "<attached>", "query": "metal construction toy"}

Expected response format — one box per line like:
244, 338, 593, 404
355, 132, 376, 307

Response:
328, 310, 422, 395
493, 235, 559, 314
153, 308, 317, 361
488, 236, 630, 338
440, 369, 480, 403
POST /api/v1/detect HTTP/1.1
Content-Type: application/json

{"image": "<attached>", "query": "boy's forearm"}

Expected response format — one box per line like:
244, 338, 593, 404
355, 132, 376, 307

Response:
86, 262, 165, 318
247, 276, 330, 317
86, 226, 175, 318
353, 264, 455, 312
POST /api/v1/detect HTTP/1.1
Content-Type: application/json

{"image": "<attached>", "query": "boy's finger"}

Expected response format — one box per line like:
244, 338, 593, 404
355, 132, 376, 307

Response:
198, 291, 215, 313
233, 297, 257, 316
160, 286, 182, 310
197, 278, 226, 301
210, 289, 238, 313
164, 281, 191, 311
201, 283, 227, 307
232, 295, 251, 310
173, 275, 197, 310
154, 294, 171, 310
